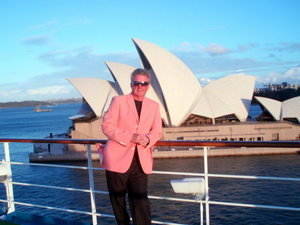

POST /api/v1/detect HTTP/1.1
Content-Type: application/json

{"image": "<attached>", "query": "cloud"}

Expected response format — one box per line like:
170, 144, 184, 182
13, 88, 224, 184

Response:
173, 42, 232, 56
174, 50, 261, 75
27, 17, 92, 33
0, 89, 22, 99
198, 77, 213, 86
285, 67, 300, 77
276, 42, 300, 52
202, 43, 231, 56
28, 20, 60, 31
195, 66, 300, 89
173, 42, 257, 56
0, 80, 80, 102
0, 46, 139, 101
256, 66, 300, 86
201, 43, 258, 56
26, 85, 70, 96
264, 42, 300, 53
172, 40, 300, 83
21, 35, 51, 46
37, 46, 139, 79
238, 43, 259, 52
172, 42, 201, 52
3, 39, 299, 102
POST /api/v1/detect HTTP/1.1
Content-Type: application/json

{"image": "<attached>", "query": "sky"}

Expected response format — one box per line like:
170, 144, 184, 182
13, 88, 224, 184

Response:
1, 0, 300, 102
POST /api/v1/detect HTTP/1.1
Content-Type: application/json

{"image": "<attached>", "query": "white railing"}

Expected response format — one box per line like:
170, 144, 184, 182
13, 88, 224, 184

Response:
0, 138, 300, 225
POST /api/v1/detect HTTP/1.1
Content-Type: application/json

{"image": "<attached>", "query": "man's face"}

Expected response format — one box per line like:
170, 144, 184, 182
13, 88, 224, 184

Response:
131, 74, 150, 100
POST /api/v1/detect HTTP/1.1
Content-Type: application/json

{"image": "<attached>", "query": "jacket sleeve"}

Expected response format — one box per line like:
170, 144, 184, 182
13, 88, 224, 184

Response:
146, 103, 162, 147
101, 97, 133, 146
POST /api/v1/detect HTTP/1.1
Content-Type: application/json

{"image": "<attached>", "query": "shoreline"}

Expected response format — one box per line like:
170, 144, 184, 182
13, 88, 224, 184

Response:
29, 147, 300, 163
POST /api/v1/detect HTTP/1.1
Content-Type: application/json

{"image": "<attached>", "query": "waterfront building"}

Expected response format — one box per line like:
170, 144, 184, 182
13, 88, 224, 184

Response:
262, 82, 299, 91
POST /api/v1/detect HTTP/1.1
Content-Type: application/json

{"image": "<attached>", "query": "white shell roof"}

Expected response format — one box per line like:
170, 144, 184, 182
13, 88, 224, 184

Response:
196, 74, 256, 121
132, 38, 202, 126
105, 61, 170, 125
67, 78, 118, 117
282, 96, 300, 122
192, 89, 233, 119
255, 96, 300, 122
105, 61, 136, 95
255, 97, 282, 120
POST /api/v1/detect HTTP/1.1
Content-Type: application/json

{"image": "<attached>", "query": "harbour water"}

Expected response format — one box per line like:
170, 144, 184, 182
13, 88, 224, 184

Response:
0, 103, 299, 224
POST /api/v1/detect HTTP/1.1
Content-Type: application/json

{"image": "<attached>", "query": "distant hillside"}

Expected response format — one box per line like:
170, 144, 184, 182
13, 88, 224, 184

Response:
0, 98, 82, 108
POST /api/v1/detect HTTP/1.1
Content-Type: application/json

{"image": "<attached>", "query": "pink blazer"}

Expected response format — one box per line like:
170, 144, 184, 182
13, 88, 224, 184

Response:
101, 94, 162, 174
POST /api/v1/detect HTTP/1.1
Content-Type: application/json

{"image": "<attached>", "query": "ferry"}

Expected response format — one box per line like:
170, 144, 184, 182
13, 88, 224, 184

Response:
0, 138, 300, 225
33, 106, 52, 112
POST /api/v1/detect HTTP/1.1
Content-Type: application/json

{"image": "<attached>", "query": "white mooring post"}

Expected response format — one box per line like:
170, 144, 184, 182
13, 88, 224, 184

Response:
3, 142, 15, 214
87, 144, 98, 225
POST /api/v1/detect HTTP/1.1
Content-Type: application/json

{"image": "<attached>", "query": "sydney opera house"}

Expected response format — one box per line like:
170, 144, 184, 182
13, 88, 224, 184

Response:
65, 39, 300, 154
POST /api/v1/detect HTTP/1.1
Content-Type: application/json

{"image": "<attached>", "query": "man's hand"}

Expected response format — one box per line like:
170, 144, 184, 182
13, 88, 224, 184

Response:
131, 134, 150, 147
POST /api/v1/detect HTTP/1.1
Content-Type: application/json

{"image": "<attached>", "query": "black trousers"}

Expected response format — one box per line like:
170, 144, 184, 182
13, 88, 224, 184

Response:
105, 151, 151, 225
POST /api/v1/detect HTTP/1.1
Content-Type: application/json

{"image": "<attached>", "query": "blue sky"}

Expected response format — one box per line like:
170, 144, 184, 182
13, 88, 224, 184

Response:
1, 0, 299, 102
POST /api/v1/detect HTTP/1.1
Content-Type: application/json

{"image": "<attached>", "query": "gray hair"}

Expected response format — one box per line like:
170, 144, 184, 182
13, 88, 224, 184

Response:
131, 68, 151, 82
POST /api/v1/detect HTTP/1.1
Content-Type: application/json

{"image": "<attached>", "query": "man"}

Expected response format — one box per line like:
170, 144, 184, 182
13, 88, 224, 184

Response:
101, 68, 162, 225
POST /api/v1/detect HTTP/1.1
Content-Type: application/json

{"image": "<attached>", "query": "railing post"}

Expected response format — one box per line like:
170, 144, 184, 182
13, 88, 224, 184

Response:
4, 142, 15, 214
87, 144, 98, 225
200, 202, 203, 225
203, 146, 210, 225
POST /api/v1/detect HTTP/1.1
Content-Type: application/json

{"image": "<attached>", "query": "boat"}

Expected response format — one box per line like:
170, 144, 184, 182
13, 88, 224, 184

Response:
33, 106, 52, 112
0, 138, 300, 225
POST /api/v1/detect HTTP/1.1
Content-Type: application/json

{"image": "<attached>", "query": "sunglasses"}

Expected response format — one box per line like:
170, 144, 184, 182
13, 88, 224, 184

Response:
131, 81, 150, 87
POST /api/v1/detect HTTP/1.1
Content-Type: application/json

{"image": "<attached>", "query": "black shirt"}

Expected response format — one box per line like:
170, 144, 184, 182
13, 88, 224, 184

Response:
134, 100, 142, 118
